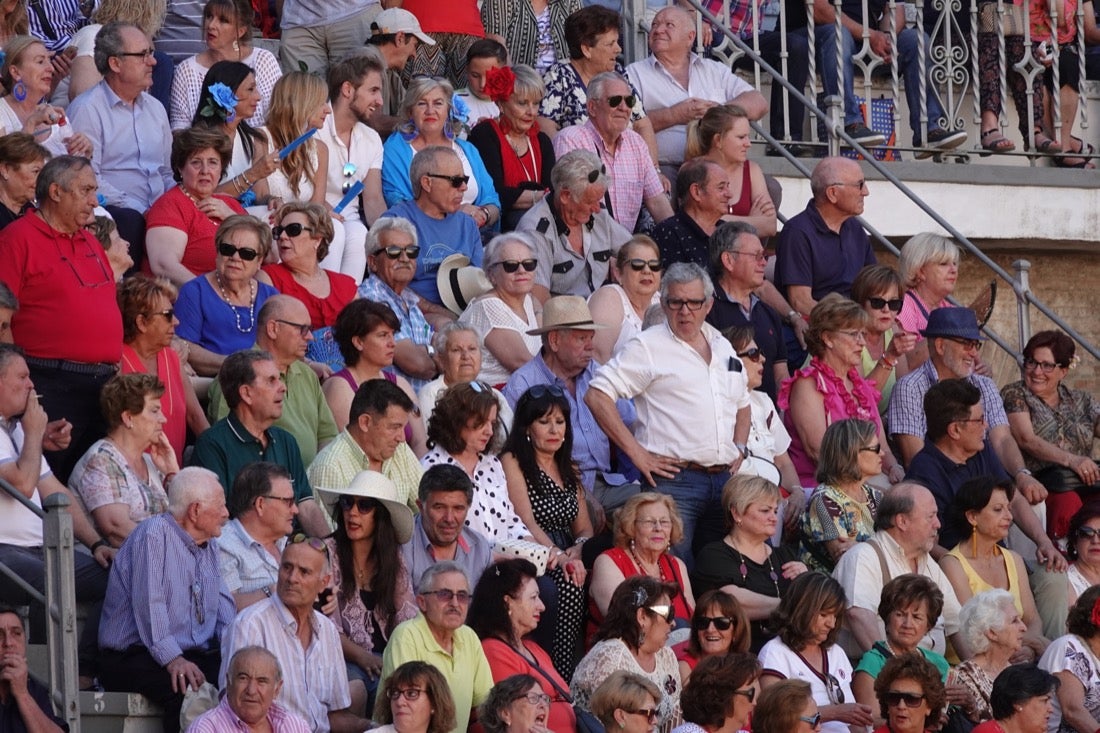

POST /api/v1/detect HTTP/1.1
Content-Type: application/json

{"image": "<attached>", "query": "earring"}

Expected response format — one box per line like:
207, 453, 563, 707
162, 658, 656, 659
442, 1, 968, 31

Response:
232, 39, 240, 52
12, 80, 27, 102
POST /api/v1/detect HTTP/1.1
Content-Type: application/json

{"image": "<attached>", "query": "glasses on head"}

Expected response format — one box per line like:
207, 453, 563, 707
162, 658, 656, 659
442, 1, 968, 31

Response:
944, 336, 981, 351
692, 615, 734, 631
493, 259, 538, 274
426, 173, 469, 188
1023, 357, 1060, 373
515, 692, 551, 706
275, 319, 311, 337
379, 245, 420, 260
468, 380, 491, 394
867, 296, 903, 312
860, 443, 882, 454
147, 309, 175, 321
664, 297, 706, 312
586, 164, 608, 184
217, 241, 260, 261
341, 162, 358, 193
272, 222, 314, 240
289, 532, 330, 559
262, 494, 296, 508
830, 179, 866, 190
339, 495, 379, 513
737, 347, 764, 362
626, 258, 663, 272
388, 687, 424, 701
528, 385, 565, 399
824, 673, 846, 704
423, 588, 471, 603
834, 329, 867, 343
883, 691, 925, 708
635, 518, 672, 530
628, 708, 660, 724
799, 713, 822, 728
732, 687, 756, 703
731, 249, 768, 263
116, 47, 155, 59
645, 605, 675, 623
606, 94, 637, 109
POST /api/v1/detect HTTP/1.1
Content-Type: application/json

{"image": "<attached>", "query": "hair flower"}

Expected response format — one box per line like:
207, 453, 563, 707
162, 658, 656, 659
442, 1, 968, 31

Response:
200, 82, 239, 123
450, 94, 469, 126
483, 66, 516, 104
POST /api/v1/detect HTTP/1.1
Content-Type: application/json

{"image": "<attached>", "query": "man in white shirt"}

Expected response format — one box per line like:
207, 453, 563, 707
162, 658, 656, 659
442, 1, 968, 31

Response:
586, 261, 750, 568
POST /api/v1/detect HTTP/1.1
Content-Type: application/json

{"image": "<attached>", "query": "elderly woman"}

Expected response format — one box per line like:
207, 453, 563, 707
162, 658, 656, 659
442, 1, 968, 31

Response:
89, 215, 134, 280
0, 131, 48, 229
673, 590, 750, 685
69, 374, 179, 547
871, 653, 947, 733
145, 126, 247, 286
851, 264, 916, 414
468, 65, 555, 231
168, 0, 281, 130
480, 0, 579, 72
778, 294, 903, 488
589, 670, 664, 733
381, 76, 501, 231
694, 475, 807, 653
457, 232, 542, 386
417, 324, 513, 430
174, 214, 278, 376
940, 476, 1049, 660
758, 572, 875, 733
468, 559, 577, 733
802, 418, 884, 572
1039, 585, 1100, 732
971, 663, 1058, 733
259, 202, 357, 367
1067, 504, 1100, 607
955, 590, 1030, 723
317, 471, 417, 718
672, 653, 761, 733
359, 218, 437, 392
754, 679, 821, 733
373, 661, 457, 733
572, 576, 682, 728
896, 233, 968, 371
478, 674, 555, 733
118, 275, 208, 464
323, 299, 425, 451
1002, 330, 1100, 542
588, 235, 663, 364
589, 492, 695, 638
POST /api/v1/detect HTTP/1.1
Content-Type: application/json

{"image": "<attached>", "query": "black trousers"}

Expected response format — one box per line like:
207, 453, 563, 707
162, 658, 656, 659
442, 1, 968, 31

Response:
100, 645, 221, 733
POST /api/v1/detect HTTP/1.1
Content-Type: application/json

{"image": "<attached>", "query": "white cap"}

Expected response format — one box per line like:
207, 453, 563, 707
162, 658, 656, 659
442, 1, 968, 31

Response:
370, 8, 436, 46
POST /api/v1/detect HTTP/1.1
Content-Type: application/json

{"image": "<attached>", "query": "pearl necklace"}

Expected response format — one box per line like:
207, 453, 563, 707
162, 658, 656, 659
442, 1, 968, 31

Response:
214, 270, 257, 334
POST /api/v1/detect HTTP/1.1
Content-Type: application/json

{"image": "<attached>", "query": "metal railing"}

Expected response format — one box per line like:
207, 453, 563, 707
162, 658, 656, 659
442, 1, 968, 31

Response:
0, 480, 80, 733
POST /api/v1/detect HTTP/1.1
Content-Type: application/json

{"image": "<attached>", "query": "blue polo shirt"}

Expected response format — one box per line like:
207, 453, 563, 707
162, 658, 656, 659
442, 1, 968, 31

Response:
707, 284, 788, 403
774, 199, 876, 300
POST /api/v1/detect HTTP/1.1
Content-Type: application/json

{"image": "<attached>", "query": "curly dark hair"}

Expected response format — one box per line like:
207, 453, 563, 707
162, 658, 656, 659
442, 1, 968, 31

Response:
686, 590, 750, 658
501, 387, 580, 496
680, 653, 761, 729
1067, 501, 1100, 560
563, 5, 621, 59
331, 496, 404, 632
467, 559, 539, 642
769, 571, 847, 651
872, 652, 946, 721
594, 575, 679, 652
332, 299, 401, 366
1066, 584, 1100, 639
877, 574, 944, 634
989, 664, 1058, 721
426, 381, 504, 455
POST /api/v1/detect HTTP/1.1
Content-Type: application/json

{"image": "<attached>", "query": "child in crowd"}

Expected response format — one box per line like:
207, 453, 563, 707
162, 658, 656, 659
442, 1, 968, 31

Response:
457, 38, 508, 131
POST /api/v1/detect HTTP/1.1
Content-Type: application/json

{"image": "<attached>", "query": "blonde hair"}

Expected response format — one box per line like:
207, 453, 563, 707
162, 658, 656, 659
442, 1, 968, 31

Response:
685, 104, 749, 160
722, 474, 781, 529
0, 1, 28, 41
0, 35, 43, 96
898, 232, 960, 290
613, 491, 684, 548
265, 72, 327, 199
93, 0, 167, 37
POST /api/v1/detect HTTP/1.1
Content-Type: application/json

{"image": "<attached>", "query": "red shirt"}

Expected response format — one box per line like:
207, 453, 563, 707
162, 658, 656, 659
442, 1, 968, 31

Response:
0, 210, 122, 363
261, 263, 357, 329
144, 186, 245, 278
402, 0, 484, 36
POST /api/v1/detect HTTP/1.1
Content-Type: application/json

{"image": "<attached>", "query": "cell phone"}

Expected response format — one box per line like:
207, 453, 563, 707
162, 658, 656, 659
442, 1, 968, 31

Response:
313, 587, 333, 612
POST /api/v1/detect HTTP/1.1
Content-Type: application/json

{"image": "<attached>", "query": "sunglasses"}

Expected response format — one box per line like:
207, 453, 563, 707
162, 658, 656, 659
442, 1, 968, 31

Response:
262, 494, 296, 508
645, 605, 675, 623
626, 258, 663, 272
883, 691, 925, 708
628, 708, 659, 723
528, 385, 565, 399
494, 258, 538, 273
272, 222, 314, 239
586, 164, 608, 184
824, 673, 845, 704
339, 495, 379, 513
1078, 526, 1100, 540
423, 588, 471, 603
733, 688, 756, 703
341, 162, 358, 193
606, 94, 637, 108
800, 713, 822, 727
737, 347, 764, 362
692, 615, 735, 631
217, 241, 260, 261
380, 245, 420, 260
147, 308, 175, 321
860, 443, 882, 454
289, 532, 330, 559
426, 173, 470, 188
867, 296, 903, 312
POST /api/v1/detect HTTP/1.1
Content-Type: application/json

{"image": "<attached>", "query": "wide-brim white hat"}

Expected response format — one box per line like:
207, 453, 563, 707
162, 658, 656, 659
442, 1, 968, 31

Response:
316, 470, 414, 544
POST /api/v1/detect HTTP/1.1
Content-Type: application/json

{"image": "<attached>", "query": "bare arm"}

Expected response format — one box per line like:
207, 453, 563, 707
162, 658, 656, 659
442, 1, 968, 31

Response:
183, 373, 211, 436
67, 56, 101, 102
644, 193, 674, 225
729, 90, 769, 121
1006, 411, 1098, 481
590, 553, 626, 616
38, 475, 112, 566
296, 499, 332, 538
328, 709, 373, 733
184, 341, 228, 378
90, 504, 138, 547
787, 377, 828, 463
787, 285, 817, 318
588, 286, 626, 364
719, 583, 782, 620
1054, 671, 1100, 733
393, 340, 437, 381
1, 656, 65, 733
0, 394, 47, 498
483, 329, 537, 373
145, 227, 198, 288
1010, 550, 1050, 653
632, 116, 660, 166
322, 377, 355, 433
501, 453, 560, 550
845, 606, 883, 653
361, 168, 386, 226
895, 434, 924, 468
309, 141, 330, 206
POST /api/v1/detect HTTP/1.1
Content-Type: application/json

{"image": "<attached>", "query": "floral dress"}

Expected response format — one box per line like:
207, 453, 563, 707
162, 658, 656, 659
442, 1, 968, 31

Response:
1040, 633, 1100, 733
802, 483, 882, 572
538, 61, 646, 130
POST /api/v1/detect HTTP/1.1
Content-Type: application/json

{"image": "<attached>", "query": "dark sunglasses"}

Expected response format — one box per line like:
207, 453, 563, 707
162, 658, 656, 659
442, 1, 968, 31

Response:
692, 615, 734, 631
339, 495, 380, 513
800, 713, 822, 727
426, 173, 470, 188
733, 687, 756, 703
645, 604, 675, 623
1078, 526, 1100, 540
586, 164, 608, 184
825, 673, 845, 704
606, 94, 637, 108
341, 162, 358, 193
737, 347, 764, 362
629, 709, 659, 723
272, 222, 314, 239
626, 258, 663, 272
494, 259, 537, 273
217, 241, 260, 261
289, 532, 330, 559
528, 385, 565, 399
883, 691, 925, 708
147, 309, 175, 321
380, 245, 420, 260
860, 443, 882, 454
867, 296, 903, 312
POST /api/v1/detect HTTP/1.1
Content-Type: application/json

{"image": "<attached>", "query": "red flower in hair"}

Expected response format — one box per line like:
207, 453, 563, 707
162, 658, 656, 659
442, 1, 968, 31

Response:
483, 66, 516, 104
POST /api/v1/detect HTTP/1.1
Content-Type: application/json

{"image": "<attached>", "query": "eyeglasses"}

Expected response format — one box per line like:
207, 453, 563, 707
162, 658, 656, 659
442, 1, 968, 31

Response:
388, 688, 425, 701
829, 179, 866, 189
1023, 357, 1060, 373
606, 94, 637, 108
664, 297, 706, 311
289, 532, 330, 559
1077, 526, 1100, 540
692, 615, 734, 631
341, 162, 358, 193
528, 385, 565, 399
275, 319, 312, 337
468, 380, 491, 394
834, 329, 867, 342
731, 249, 768, 263
824, 673, 846, 704
883, 691, 925, 708
57, 242, 113, 289
339, 495, 380, 513
626, 258, 663, 272
737, 347, 764, 362
635, 518, 672, 530
262, 494, 296, 508
272, 222, 314, 239
379, 245, 420, 260
515, 692, 551, 706
493, 259, 538, 273
628, 708, 659, 724
426, 173, 469, 188
645, 605, 675, 623
867, 296, 903, 313
147, 309, 175, 321
953, 416, 986, 426
586, 164, 607, 183
422, 588, 472, 603
732, 687, 756, 703
116, 47, 155, 59
799, 713, 822, 727
217, 241, 260, 261
860, 443, 882, 454
943, 336, 981, 351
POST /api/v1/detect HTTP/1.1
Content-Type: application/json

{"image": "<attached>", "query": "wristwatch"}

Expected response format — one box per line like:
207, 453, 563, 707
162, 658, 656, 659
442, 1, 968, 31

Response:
785, 309, 799, 325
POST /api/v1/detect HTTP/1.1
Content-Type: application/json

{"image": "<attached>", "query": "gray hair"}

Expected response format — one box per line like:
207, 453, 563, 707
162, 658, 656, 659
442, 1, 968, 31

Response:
0, 343, 24, 375
959, 589, 1017, 655
410, 145, 459, 199
587, 71, 629, 105
167, 466, 222, 518
35, 155, 92, 203
551, 149, 608, 198
417, 560, 468, 595
365, 216, 418, 256
809, 156, 857, 200
708, 220, 759, 277
94, 21, 140, 76
511, 64, 546, 100
898, 232, 960, 290
483, 232, 536, 287
228, 646, 283, 683
874, 481, 921, 532
431, 322, 481, 355
659, 261, 713, 301
398, 76, 461, 139
0, 281, 17, 311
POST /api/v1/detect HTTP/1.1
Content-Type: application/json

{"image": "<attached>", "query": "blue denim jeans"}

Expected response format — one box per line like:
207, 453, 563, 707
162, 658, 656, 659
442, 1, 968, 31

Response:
894, 27, 948, 134
653, 468, 730, 573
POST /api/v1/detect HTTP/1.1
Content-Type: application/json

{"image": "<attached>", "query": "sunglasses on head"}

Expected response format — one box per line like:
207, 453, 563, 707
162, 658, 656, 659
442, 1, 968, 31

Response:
339, 495, 379, 513
883, 691, 925, 708
380, 245, 420, 260
272, 222, 314, 239
606, 94, 637, 109
626, 258, 663, 272
217, 241, 260, 261
426, 173, 470, 188
586, 164, 608, 184
692, 615, 735, 631
289, 532, 330, 559
737, 347, 764, 362
494, 258, 537, 273
867, 296, 903, 312
528, 385, 565, 399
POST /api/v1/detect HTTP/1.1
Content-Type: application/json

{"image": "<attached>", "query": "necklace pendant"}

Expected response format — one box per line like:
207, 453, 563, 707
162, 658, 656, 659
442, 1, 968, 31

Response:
739, 561, 748, 579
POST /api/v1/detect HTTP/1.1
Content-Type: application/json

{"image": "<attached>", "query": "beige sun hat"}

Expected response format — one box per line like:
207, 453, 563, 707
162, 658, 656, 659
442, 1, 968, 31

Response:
316, 471, 414, 544
437, 254, 493, 316
526, 295, 608, 335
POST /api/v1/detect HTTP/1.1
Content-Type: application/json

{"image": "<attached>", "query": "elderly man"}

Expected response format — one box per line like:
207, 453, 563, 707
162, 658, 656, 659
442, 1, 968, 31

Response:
308, 378, 423, 513
358, 217, 437, 392
553, 72, 674, 233
380, 146, 482, 327
517, 150, 633, 300
0, 605, 67, 732
190, 349, 329, 537
503, 297, 639, 514
832, 482, 966, 657
221, 537, 370, 733
218, 462, 298, 610
402, 465, 492, 589
381, 561, 493, 733
418, 324, 513, 429
586, 262, 751, 566
0, 156, 121, 482
191, 646, 310, 733
69, 22, 174, 265
626, 6, 768, 169
98, 467, 235, 733
653, 159, 734, 268
206, 296, 339, 465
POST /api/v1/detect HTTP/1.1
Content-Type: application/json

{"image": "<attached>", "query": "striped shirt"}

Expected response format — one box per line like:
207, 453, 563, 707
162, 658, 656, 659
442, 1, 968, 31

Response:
27, 0, 85, 52
189, 697, 311, 733
216, 518, 285, 595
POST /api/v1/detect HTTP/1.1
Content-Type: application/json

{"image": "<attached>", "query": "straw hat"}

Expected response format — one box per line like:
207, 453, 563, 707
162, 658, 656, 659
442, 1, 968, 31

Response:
437, 254, 492, 316
526, 295, 607, 335
315, 471, 414, 544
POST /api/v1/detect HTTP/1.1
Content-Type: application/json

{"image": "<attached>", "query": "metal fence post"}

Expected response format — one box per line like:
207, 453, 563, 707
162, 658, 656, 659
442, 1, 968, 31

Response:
42, 493, 80, 733
825, 94, 843, 157
1013, 259, 1032, 355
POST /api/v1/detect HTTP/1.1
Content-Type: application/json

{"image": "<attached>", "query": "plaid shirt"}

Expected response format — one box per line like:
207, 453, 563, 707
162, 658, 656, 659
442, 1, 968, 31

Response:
358, 275, 433, 394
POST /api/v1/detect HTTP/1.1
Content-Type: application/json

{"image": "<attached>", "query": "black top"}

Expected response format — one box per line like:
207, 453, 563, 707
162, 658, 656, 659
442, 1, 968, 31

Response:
706, 284, 788, 403
467, 120, 555, 231
0, 676, 70, 732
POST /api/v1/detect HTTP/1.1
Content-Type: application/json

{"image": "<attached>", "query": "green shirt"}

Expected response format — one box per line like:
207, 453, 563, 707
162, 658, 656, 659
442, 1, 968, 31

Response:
307, 430, 422, 513
854, 641, 950, 681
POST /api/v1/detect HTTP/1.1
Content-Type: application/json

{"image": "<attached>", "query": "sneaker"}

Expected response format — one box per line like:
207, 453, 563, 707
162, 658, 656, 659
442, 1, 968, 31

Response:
914, 127, 968, 159
766, 142, 814, 158
844, 123, 886, 147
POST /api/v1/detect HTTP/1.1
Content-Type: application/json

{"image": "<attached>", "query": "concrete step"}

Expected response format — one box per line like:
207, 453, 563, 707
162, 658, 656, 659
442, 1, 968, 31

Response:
79, 691, 163, 733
